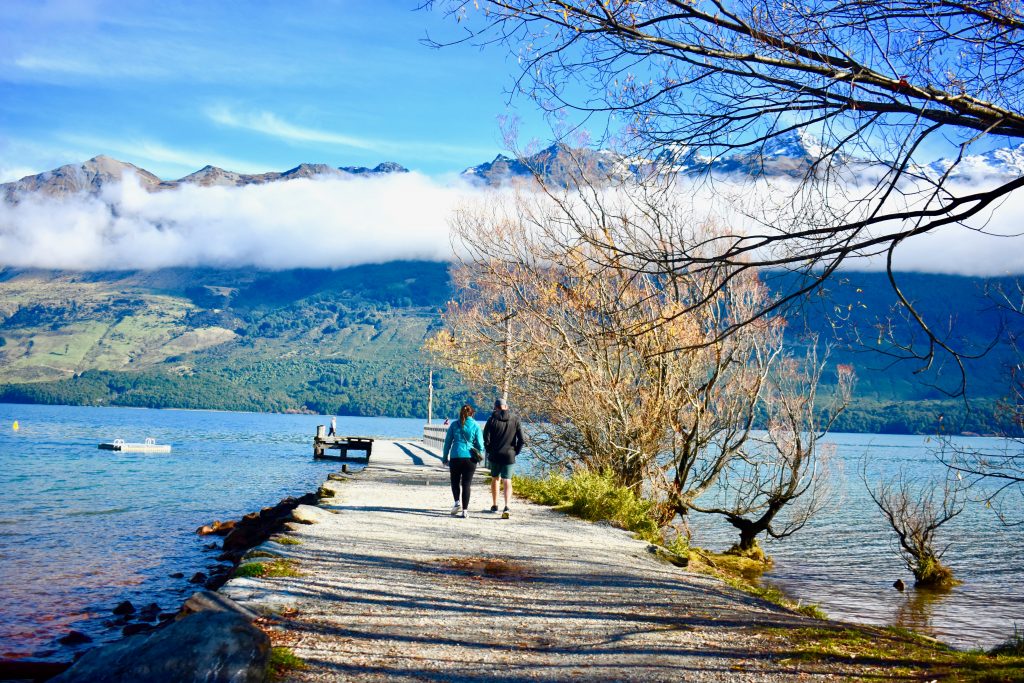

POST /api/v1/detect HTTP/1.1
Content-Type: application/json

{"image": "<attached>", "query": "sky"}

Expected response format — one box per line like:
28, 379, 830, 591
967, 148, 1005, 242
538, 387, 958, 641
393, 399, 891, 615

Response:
0, 0, 1021, 277
0, 0, 545, 182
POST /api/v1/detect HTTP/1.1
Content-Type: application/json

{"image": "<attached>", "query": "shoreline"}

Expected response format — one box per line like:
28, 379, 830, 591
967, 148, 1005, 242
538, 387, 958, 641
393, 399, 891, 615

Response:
19, 441, 1022, 681
214, 440, 1021, 681
0, 484, 330, 679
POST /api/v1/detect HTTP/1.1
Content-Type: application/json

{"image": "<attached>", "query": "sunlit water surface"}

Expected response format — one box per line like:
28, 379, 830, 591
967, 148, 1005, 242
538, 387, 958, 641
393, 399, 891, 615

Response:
686, 432, 1022, 650
0, 403, 424, 661
0, 406, 1020, 659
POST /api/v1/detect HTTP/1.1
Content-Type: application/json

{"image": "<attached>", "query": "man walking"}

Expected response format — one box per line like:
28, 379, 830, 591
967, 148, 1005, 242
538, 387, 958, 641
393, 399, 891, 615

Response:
483, 398, 525, 519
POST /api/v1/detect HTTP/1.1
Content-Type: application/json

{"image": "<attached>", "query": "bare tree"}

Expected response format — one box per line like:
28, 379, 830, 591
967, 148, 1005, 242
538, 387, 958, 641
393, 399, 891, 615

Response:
865, 465, 965, 588
427, 0, 1024, 385
691, 347, 853, 555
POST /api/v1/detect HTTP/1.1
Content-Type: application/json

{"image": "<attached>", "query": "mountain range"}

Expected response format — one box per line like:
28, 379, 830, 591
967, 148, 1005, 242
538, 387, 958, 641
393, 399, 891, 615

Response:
1, 156, 409, 202
5, 133, 1024, 201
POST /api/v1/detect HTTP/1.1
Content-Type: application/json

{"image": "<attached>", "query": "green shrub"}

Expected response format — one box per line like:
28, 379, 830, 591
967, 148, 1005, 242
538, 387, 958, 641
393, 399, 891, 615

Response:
270, 535, 301, 546
513, 470, 660, 543
991, 628, 1024, 656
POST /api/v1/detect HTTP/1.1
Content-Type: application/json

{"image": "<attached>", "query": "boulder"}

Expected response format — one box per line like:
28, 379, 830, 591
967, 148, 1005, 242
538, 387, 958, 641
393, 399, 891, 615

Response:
138, 603, 161, 621
290, 504, 329, 524
58, 630, 92, 645
189, 572, 207, 584
122, 623, 154, 637
195, 521, 221, 536
50, 610, 269, 683
212, 520, 236, 536
177, 590, 257, 621
112, 601, 135, 616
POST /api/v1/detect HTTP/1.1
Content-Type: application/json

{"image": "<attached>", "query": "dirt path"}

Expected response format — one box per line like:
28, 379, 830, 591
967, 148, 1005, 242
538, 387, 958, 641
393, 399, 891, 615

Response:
220, 441, 907, 682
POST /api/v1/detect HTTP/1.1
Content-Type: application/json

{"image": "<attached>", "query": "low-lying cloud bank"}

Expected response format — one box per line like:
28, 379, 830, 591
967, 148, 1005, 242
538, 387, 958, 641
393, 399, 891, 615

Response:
0, 172, 462, 270
0, 171, 1022, 276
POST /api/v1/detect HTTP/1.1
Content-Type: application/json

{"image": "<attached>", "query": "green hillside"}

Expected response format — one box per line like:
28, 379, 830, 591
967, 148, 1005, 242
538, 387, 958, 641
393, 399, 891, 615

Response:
0, 262, 469, 419
0, 263, 1018, 434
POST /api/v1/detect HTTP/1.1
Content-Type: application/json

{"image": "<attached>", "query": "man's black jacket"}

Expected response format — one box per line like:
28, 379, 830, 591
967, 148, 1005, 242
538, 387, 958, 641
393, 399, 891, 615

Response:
483, 409, 525, 465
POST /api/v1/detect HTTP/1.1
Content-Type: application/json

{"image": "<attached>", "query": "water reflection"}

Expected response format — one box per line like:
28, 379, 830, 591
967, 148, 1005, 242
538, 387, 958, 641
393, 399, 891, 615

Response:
893, 587, 952, 636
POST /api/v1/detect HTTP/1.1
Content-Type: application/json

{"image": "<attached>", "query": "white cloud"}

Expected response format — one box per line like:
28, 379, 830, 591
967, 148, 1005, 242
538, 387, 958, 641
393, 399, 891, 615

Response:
0, 172, 470, 270
207, 105, 499, 162
207, 106, 377, 151
1, 171, 1022, 275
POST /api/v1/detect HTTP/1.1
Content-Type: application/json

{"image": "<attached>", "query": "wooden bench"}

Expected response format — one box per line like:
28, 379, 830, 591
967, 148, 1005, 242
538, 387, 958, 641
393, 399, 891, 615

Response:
314, 427, 374, 461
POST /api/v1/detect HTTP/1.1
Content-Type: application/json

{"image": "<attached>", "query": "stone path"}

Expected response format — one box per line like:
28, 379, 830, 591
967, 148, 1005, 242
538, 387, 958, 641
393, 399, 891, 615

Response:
220, 441, 888, 682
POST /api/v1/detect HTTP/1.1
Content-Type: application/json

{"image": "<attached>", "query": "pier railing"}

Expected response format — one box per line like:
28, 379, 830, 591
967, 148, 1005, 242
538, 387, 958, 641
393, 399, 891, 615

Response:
423, 424, 447, 451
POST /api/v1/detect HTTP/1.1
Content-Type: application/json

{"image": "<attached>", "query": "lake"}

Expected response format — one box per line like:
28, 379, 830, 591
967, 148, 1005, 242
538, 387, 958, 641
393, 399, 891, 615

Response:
688, 431, 1023, 651
0, 402, 423, 662
0, 404, 1020, 661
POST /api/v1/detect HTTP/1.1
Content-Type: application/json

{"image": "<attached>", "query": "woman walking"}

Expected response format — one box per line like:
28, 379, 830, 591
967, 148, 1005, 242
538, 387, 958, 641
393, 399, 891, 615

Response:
442, 404, 484, 518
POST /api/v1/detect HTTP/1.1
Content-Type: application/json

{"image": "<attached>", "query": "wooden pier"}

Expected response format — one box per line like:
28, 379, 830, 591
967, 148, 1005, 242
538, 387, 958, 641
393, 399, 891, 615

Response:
313, 425, 373, 461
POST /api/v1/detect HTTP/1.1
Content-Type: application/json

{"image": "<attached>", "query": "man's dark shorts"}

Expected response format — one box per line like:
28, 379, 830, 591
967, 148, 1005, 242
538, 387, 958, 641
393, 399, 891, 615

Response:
489, 461, 513, 479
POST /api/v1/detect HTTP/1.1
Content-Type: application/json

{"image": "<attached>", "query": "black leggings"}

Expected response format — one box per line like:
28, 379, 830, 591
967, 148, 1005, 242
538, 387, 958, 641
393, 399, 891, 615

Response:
449, 458, 477, 509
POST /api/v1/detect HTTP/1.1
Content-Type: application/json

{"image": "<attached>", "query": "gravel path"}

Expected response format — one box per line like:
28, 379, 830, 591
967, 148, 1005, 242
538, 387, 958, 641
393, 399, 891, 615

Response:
220, 441, 894, 682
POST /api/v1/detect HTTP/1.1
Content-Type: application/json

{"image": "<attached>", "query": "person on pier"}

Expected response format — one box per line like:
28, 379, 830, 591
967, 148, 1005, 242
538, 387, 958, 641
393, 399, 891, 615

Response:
484, 397, 525, 519
442, 404, 484, 518
328, 416, 337, 437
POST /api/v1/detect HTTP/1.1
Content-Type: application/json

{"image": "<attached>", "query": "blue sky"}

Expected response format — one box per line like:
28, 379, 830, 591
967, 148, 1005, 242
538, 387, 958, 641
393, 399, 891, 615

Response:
0, 0, 551, 181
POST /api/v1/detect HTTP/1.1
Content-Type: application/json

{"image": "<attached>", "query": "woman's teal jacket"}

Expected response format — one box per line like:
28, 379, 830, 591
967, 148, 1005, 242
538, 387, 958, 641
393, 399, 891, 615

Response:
442, 419, 484, 462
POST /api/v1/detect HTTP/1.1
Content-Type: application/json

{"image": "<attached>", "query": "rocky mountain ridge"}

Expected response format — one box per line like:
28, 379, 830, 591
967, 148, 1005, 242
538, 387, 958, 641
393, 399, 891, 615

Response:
2, 156, 409, 201
461, 133, 1024, 185
5, 133, 1024, 200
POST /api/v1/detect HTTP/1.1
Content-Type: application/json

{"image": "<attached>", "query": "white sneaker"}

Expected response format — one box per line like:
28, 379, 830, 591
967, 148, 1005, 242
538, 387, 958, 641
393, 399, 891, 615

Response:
450, 502, 461, 516
461, 509, 469, 518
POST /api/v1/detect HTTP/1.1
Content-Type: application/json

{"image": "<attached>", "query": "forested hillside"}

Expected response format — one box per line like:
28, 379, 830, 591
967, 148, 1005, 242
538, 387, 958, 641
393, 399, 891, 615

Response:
0, 262, 469, 419
0, 262, 1018, 434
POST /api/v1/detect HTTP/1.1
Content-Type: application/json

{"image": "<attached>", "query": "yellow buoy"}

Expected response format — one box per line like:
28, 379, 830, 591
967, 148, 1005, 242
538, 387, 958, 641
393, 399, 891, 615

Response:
12, 421, 19, 432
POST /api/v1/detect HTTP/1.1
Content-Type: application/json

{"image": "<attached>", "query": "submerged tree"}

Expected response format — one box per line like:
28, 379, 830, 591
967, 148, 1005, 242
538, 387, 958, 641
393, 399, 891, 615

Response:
428, 0, 1024, 385
865, 466, 965, 588
692, 350, 853, 555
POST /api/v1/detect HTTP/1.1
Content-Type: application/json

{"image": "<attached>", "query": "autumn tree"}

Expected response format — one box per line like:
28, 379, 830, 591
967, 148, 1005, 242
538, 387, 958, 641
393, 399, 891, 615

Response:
429, 182, 844, 554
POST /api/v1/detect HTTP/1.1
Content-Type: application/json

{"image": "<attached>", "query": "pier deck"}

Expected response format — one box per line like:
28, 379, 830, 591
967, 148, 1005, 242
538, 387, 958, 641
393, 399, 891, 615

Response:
312, 427, 373, 461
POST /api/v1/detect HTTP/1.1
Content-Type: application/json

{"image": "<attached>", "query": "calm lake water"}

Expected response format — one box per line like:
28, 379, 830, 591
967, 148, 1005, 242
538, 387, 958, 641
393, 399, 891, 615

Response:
688, 432, 1023, 650
0, 404, 1020, 661
0, 403, 424, 662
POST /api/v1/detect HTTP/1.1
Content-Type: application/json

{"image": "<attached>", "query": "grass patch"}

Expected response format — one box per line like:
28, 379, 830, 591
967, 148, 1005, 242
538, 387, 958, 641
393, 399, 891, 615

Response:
991, 628, 1024, 657
763, 625, 1024, 681
270, 536, 301, 546
267, 646, 307, 682
686, 546, 828, 620
233, 559, 301, 579
513, 470, 660, 543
